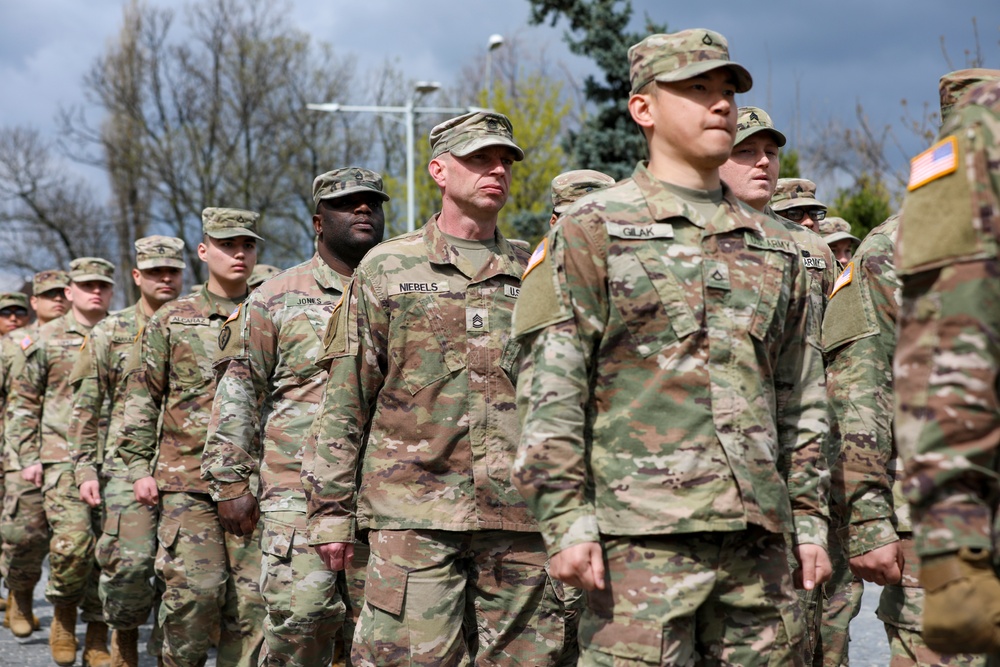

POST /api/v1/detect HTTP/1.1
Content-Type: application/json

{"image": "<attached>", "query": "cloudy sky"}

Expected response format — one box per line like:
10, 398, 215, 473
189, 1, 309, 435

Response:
1, 0, 997, 192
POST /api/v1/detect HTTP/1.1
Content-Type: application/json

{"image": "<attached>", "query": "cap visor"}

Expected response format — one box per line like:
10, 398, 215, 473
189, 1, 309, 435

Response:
72, 274, 114, 285
772, 197, 826, 212
824, 231, 860, 245
318, 185, 390, 203
136, 258, 186, 270
205, 229, 265, 241
450, 137, 525, 161
654, 60, 753, 94
734, 126, 787, 148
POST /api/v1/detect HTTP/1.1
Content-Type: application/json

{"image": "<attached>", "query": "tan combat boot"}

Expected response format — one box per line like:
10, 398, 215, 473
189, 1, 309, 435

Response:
83, 621, 112, 667
8, 588, 38, 637
110, 627, 139, 667
49, 604, 78, 666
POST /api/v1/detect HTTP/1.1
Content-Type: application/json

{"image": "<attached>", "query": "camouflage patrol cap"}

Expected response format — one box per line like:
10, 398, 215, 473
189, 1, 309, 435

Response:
135, 235, 186, 270
429, 111, 524, 161
202, 207, 264, 241
32, 270, 70, 295
248, 264, 281, 289
0, 292, 29, 312
818, 216, 860, 246
939, 68, 1000, 121
628, 29, 752, 95
770, 178, 827, 212
735, 106, 786, 147
551, 169, 616, 214
69, 257, 115, 285
312, 167, 390, 209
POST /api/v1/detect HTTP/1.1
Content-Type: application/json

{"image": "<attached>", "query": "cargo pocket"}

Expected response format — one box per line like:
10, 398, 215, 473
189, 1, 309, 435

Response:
259, 520, 295, 614
579, 611, 663, 664
769, 600, 806, 666
364, 554, 406, 616
156, 517, 181, 550
95, 511, 120, 569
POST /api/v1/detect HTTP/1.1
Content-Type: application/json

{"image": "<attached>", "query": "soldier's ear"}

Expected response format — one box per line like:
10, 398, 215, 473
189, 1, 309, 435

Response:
428, 156, 447, 189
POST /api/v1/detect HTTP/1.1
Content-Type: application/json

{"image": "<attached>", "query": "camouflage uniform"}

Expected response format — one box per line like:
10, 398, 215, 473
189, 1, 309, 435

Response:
306, 178, 569, 667
895, 80, 1000, 659
203, 253, 365, 667
551, 170, 616, 218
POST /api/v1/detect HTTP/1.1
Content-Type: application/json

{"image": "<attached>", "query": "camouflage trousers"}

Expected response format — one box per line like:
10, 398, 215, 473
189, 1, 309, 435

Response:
354, 528, 568, 666
155, 491, 264, 667
579, 528, 804, 667
258, 511, 368, 667
96, 473, 159, 631
816, 527, 862, 667
42, 463, 102, 620
878, 536, 985, 667
0, 470, 49, 592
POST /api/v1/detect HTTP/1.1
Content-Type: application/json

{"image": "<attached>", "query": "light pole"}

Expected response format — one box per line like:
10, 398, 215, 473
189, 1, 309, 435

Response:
485, 34, 504, 106
308, 82, 476, 233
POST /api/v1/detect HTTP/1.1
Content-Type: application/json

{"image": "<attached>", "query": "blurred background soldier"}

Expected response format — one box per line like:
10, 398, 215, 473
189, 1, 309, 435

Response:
817, 216, 860, 268
247, 264, 281, 291
548, 169, 615, 226
0, 293, 30, 336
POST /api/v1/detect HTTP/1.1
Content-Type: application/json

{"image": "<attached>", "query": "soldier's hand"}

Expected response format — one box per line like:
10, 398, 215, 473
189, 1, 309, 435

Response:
20, 463, 42, 488
849, 541, 903, 585
217, 494, 260, 537
550, 542, 606, 591
315, 542, 355, 572
79, 480, 102, 508
920, 547, 1000, 654
133, 476, 159, 506
793, 543, 832, 590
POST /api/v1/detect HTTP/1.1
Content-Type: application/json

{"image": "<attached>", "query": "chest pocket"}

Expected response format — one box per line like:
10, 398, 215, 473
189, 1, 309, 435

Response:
278, 307, 329, 380
608, 242, 699, 358
748, 249, 791, 343
389, 294, 465, 395
170, 326, 216, 388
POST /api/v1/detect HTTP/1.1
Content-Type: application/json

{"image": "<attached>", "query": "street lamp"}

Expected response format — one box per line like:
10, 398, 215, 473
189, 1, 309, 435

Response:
485, 34, 504, 106
307, 82, 475, 233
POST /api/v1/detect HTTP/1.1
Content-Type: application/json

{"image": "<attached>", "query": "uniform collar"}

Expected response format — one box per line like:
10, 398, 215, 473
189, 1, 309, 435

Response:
423, 214, 524, 281
197, 285, 244, 319
309, 253, 347, 293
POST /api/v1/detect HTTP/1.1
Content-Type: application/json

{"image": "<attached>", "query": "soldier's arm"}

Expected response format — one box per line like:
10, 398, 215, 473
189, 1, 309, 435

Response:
304, 272, 385, 546
5, 340, 46, 469
116, 314, 170, 482
68, 330, 104, 487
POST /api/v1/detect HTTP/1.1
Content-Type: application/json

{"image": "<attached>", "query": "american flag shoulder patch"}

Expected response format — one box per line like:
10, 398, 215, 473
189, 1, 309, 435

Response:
521, 238, 548, 280
907, 136, 958, 191
829, 261, 854, 299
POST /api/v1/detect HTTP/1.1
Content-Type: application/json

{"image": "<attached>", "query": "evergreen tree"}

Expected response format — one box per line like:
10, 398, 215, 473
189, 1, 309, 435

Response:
828, 173, 894, 240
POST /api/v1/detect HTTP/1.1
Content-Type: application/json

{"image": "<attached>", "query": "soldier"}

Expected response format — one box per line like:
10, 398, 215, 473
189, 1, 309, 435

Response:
203, 168, 387, 666
116, 209, 265, 667
69, 236, 185, 666
305, 111, 569, 666
771, 178, 828, 231
824, 70, 999, 667
0, 270, 67, 636
247, 264, 281, 290
549, 169, 615, 226
721, 105, 848, 666
817, 217, 859, 268
6, 258, 114, 666
0, 293, 30, 335
511, 30, 831, 666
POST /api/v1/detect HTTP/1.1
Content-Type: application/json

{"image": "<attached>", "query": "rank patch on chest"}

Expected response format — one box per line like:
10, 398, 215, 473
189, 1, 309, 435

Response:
704, 261, 730, 291
466, 307, 489, 332
606, 222, 674, 239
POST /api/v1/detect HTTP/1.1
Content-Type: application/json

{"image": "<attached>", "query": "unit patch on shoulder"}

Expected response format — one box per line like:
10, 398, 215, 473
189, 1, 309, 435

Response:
521, 238, 547, 281
829, 262, 854, 298
907, 136, 957, 191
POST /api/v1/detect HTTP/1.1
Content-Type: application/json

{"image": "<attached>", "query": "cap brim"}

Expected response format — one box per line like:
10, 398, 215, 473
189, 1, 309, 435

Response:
450, 136, 525, 161
772, 197, 826, 212
0, 299, 26, 311
206, 229, 265, 241
652, 60, 753, 94
734, 125, 787, 148
824, 231, 860, 245
72, 274, 114, 285
136, 258, 186, 270
317, 185, 391, 204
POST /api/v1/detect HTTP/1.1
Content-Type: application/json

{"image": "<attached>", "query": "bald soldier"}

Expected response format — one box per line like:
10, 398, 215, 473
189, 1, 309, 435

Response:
0, 270, 68, 637
68, 236, 185, 665
771, 178, 828, 232
549, 169, 615, 226
203, 168, 388, 666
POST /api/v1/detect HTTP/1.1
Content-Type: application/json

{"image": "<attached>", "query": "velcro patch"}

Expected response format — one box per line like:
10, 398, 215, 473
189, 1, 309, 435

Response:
606, 222, 674, 239
389, 281, 445, 295
907, 136, 957, 191
829, 262, 854, 298
522, 239, 547, 280
53, 338, 83, 347
466, 307, 488, 332
170, 316, 210, 326
745, 232, 795, 255
20, 335, 32, 350
803, 255, 827, 270
224, 304, 242, 325
503, 284, 520, 299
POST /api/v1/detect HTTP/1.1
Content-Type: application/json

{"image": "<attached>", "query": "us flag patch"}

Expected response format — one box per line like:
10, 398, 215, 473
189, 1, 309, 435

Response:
521, 238, 548, 280
829, 262, 854, 298
907, 136, 957, 191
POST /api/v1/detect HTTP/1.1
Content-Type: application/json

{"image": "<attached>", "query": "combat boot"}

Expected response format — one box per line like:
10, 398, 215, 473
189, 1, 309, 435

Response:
49, 604, 78, 666
8, 588, 38, 637
110, 627, 139, 667
83, 621, 112, 667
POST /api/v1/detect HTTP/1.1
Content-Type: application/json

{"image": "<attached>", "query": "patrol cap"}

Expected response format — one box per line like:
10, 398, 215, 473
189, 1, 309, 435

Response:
202, 207, 264, 241
32, 270, 70, 295
429, 111, 524, 161
135, 235, 186, 271
551, 169, 616, 214
69, 257, 115, 285
0, 292, 29, 312
770, 178, 827, 212
312, 167, 390, 209
628, 29, 752, 95
735, 106, 786, 147
248, 264, 281, 289
818, 216, 860, 246
939, 68, 1000, 121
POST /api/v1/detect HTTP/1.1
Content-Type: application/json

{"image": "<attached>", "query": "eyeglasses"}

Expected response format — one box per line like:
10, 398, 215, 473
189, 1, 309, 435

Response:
783, 207, 827, 222
0, 308, 28, 318
36, 289, 67, 300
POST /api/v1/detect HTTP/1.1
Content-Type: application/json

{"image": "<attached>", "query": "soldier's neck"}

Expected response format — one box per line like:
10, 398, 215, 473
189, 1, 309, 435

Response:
436, 207, 497, 242
70, 306, 103, 328
206, 275, 249, 301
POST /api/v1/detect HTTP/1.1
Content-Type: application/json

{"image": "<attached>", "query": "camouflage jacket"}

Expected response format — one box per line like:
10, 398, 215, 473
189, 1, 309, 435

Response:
510, 162, 830, 556
116, 287, 242, 494
204, 255, 345, 512
305, 217, 534, 545
68, 303, 148, 486
895, 82, 1000, 558
0, 328, 32, 471
822, 217, 909, 558
6, 312, 96, 468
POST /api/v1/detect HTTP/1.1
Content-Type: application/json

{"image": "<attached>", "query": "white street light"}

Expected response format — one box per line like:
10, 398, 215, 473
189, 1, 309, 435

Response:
485, 34, 504, 106
308, 83, 475, 233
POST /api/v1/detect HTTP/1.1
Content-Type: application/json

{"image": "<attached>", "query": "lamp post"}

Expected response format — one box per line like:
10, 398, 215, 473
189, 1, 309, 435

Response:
485, 34, 504, 106
308, 82, 475, 233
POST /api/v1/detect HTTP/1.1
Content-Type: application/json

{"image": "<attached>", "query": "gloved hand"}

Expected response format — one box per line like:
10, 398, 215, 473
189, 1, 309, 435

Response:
920, 546, 1000, 653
